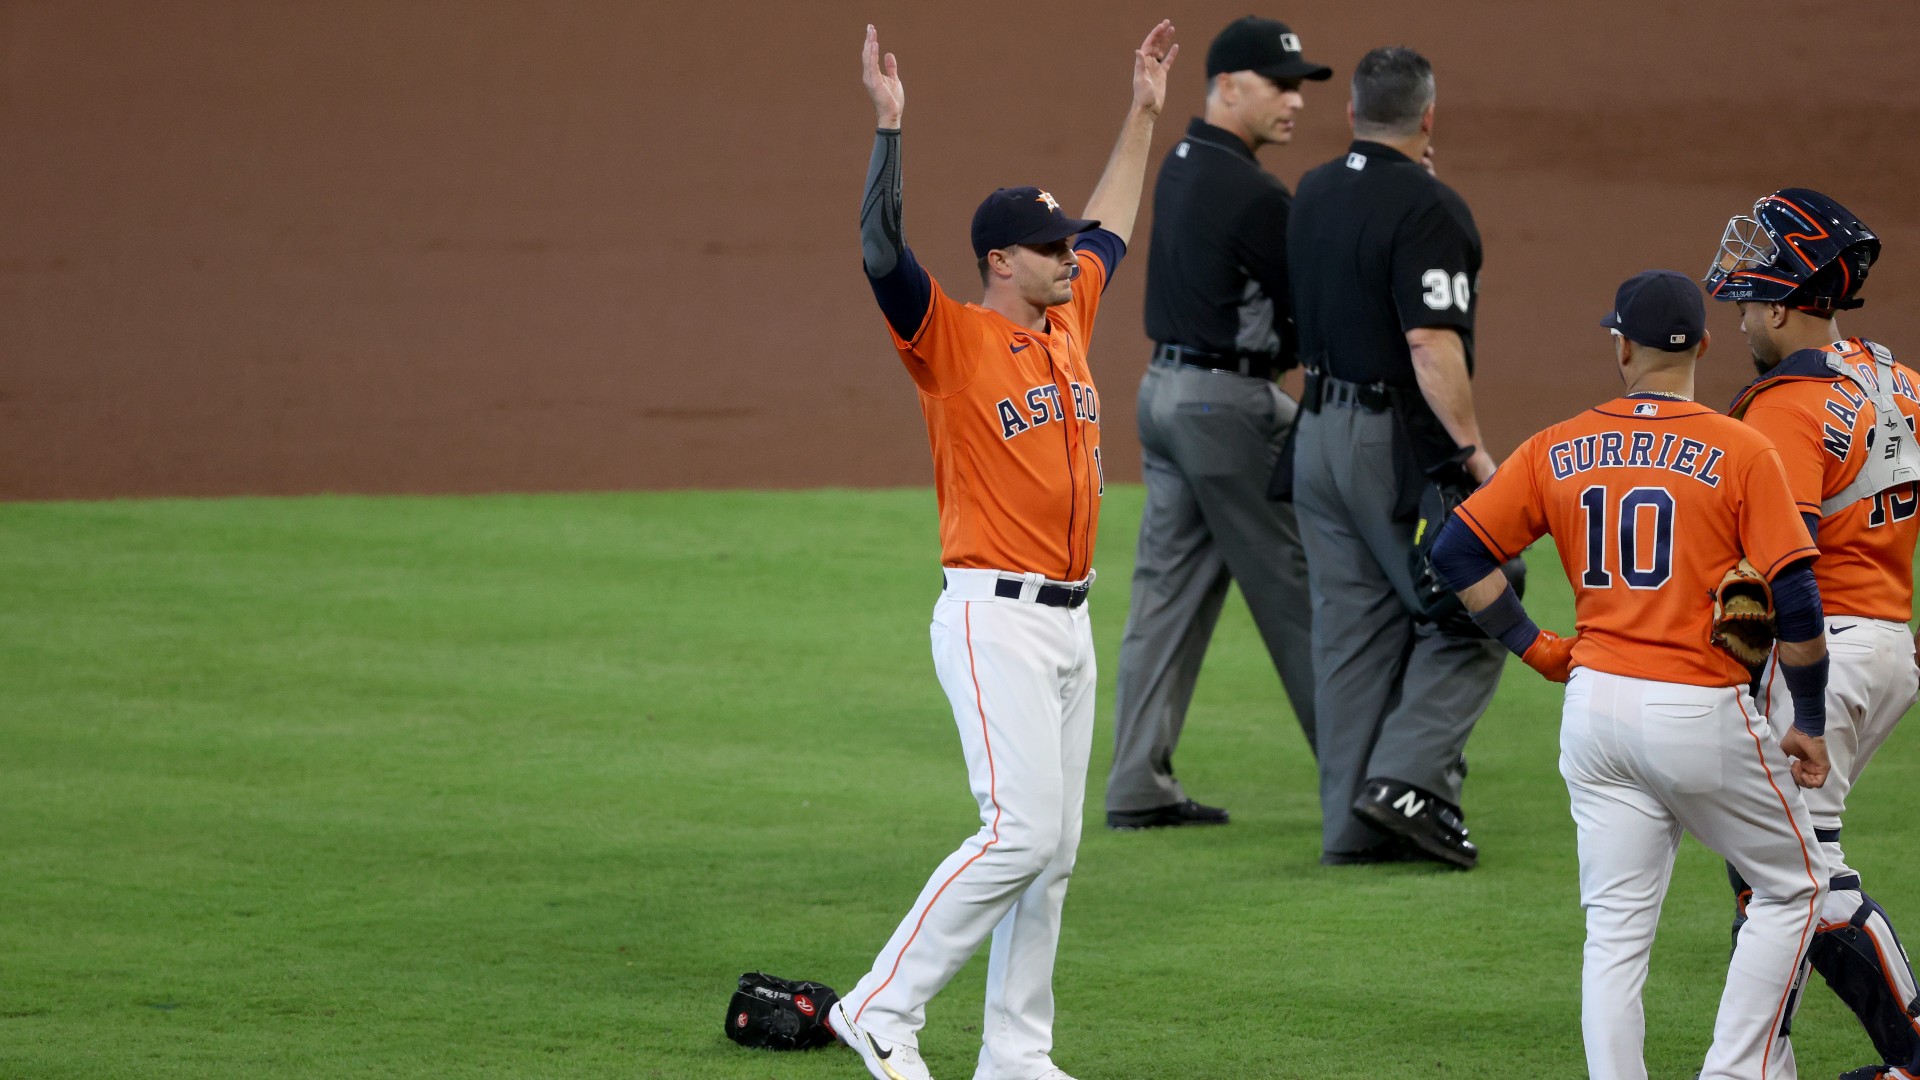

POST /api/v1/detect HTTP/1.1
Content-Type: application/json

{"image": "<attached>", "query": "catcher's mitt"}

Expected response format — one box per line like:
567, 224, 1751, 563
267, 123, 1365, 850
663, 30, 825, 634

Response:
1712, 559, 1774, 668
722, 972, 840, 1051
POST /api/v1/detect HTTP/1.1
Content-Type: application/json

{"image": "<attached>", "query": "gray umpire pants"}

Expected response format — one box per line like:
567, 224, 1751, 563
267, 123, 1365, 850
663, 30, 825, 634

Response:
1291, 400, 1504, 855
1106, 358, 1317, 814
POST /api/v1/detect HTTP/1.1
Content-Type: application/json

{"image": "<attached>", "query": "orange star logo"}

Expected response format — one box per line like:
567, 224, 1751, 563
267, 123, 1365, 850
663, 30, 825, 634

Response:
1035, 190, 1061, 213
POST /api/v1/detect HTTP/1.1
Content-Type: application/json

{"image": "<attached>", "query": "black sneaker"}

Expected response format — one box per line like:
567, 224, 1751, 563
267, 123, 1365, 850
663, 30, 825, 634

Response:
1106, 799, 1230, 830
1320, 836, 1420, 866
1351, 777, 1477, 869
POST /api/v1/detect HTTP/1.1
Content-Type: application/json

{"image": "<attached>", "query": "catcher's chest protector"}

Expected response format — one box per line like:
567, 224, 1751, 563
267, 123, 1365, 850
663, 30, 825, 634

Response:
1822, 342, 1920, 517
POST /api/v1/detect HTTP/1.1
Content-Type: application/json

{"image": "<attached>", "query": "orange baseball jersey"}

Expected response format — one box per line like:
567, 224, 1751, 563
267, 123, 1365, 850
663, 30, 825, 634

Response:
882, 239, 1116, 582
1729, 338, 1920, 622
1455, 396, 1817, 687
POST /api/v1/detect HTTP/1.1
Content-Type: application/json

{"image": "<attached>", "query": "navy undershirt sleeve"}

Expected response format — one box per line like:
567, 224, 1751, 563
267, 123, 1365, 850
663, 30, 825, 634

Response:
1771, 562, 1823, 643
1072, 228, 1127, 290
866, 244, 934, 343
1801, 511, 1820, 544
1431, 517, 1503, 593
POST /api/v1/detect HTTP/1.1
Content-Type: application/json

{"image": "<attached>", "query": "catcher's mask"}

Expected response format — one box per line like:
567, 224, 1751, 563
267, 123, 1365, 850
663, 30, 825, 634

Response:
1704, 188, 1879, 313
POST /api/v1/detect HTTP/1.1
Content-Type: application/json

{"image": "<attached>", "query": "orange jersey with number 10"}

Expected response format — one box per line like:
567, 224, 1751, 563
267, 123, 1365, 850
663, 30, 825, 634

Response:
885, 243, 1113, 582
1732, 338, 1920, 622
1455, 397, 1817, 688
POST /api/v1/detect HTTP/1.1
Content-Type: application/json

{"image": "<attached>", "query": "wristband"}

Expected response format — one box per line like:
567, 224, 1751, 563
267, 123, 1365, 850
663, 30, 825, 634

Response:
1469, 585, 1540, 658
1780, 655, 1828, 737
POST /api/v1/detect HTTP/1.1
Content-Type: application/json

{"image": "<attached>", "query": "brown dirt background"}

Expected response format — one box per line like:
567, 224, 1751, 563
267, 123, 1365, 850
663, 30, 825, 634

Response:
3, 0, 1917, 500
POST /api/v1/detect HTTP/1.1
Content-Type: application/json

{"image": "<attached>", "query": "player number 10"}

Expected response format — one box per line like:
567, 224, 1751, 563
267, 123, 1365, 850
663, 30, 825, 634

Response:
1578, 485, 1675, 589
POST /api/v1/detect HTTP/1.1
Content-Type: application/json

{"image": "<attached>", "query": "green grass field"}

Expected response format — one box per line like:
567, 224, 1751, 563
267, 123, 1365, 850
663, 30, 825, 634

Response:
2, 487, 1914, 1079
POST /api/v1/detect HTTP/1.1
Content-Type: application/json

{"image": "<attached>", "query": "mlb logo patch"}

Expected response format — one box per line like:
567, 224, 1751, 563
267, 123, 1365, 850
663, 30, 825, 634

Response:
1346, 152, 1366, 170
1634, 402, 1659, 416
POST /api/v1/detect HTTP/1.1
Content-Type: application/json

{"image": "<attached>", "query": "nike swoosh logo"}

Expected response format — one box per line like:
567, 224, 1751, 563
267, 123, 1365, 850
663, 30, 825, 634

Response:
1011, 343, 1030, 354
1831, 624, 1857, 634
867, 1033, 892, 1060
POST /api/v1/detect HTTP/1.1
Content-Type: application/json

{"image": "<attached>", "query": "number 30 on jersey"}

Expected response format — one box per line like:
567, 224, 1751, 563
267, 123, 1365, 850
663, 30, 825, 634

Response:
1421, 269, 1472, 313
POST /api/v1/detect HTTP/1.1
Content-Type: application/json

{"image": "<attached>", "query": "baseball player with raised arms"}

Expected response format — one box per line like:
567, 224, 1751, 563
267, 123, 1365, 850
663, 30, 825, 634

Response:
1429, 269, 1833, 1080
828, 21, 1176, 1080
1707, 188, 1920, 1080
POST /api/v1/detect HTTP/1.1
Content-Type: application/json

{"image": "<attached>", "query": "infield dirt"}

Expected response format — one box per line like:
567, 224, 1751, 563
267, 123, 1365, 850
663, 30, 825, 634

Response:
4, 1, 1917, 498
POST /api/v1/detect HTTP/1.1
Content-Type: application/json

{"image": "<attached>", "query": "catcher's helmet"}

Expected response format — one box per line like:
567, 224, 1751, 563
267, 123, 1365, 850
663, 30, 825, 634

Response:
1705, 188, 1879, 312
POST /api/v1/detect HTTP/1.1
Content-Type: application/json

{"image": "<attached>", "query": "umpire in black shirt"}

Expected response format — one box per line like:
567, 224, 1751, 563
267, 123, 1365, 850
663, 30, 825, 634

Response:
1106, 17, 1329, 830
1288, 46, 1505, 866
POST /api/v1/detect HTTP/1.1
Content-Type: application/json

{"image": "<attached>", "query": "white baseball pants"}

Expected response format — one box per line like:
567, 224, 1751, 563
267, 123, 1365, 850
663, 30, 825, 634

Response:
845, 568, 1097, 1080
1560, 668, 1828, 1080
1758, 616, 1919, 879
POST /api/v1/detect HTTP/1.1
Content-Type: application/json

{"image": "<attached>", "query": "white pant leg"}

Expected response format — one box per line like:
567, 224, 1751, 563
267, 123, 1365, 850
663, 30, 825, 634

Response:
1631, 679, 1826, 1080
1561, 669, 1684, 1080
847, 592, 1080, 1052
1761, 617, 1919, 880
976, 604, 1095, 1080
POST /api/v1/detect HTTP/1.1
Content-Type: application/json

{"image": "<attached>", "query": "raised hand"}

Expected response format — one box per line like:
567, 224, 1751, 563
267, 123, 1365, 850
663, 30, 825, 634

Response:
1131, 19, 1178, 116
861, 25, 904, 129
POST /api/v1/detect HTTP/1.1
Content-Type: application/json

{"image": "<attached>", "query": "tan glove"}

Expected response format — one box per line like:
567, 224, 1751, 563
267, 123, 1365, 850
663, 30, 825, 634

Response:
1711, 559, 1775, 668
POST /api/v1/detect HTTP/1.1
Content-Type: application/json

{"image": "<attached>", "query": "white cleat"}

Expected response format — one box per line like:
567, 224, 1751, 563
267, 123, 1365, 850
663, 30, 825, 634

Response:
1031, 1070, 1080, 1080
828, 999, 935, 1080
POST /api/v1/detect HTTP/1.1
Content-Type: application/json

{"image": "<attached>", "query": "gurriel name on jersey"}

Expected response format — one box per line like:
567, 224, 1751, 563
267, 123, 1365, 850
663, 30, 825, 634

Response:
1546, 426, 1726, 488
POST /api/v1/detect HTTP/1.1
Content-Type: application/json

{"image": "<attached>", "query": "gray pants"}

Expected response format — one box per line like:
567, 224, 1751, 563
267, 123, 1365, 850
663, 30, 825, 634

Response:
1106, 359, 1317, 814
1292, 401, 1504, 855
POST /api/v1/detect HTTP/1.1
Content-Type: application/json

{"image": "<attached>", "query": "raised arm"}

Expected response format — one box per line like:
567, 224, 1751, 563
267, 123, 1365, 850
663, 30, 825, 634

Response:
860, 24, 906, 277
859, 25, 932, 342
1080, 20, 1177, 246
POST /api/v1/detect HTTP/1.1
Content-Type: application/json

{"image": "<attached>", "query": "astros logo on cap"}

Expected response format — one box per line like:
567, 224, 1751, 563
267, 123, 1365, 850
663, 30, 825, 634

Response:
1036, 190, 1061, 213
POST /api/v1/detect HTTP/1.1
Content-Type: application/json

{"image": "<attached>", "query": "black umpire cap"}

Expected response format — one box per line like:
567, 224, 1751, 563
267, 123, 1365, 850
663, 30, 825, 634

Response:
1206, 16, 1333, 82
1601, 270, 1707, 351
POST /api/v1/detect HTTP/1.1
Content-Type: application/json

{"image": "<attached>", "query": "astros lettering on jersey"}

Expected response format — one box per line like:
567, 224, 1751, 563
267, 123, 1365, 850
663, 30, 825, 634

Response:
1730, 338, 1920, 622
886, 246, 1111, 582
1454, 395, 1817, 686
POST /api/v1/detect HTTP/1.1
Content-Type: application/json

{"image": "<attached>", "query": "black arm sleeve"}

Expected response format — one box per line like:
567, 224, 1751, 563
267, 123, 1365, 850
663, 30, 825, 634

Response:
860, 127, 932, 341
862, 128, 905, 277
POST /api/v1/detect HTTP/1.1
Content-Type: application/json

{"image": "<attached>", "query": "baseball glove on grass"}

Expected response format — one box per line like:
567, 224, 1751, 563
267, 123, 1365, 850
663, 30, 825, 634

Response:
723, 972, 840, 1051
1712, 559, 1774, 668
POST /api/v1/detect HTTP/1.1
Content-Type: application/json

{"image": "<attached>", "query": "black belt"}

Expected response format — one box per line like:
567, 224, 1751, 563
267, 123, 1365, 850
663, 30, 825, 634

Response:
943, 572, 1090, 608
1312, 371, 1415, 412
996, 577, 1089, 608
1153, 343, 1279, 382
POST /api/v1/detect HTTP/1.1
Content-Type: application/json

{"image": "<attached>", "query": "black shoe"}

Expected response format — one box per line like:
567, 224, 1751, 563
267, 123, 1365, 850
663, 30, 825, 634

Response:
1838, 1067, 1907, 1080
1351, 777, 1478, 869
1106, 799, 1230, 830
1320, 836, 1420, 866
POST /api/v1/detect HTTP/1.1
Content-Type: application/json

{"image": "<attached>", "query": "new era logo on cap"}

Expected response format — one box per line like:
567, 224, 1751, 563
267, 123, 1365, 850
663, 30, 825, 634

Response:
1279, 32, 1301, 51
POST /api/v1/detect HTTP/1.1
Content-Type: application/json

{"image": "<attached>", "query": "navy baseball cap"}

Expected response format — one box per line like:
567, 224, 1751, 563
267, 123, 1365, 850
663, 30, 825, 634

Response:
1600, 270, 1706, 351
1205, 16, 1332, 82
970, 187, 1099, 259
